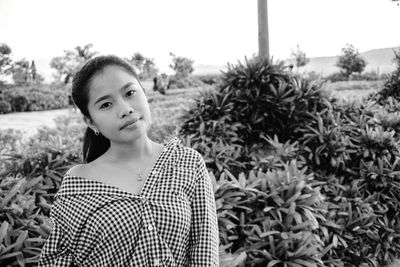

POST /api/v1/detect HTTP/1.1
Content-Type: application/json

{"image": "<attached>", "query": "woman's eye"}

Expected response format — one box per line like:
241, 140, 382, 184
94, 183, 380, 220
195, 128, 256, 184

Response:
100, 102, 112, 109
126, 90, 136, 97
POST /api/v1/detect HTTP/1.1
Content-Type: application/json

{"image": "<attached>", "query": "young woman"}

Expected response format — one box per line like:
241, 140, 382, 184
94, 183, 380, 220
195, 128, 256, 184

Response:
38, 55, 219, 266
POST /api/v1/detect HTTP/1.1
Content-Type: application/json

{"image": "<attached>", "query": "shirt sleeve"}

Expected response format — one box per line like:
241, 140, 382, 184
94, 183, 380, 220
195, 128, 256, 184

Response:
38, 204, 74, 267
188, 154, 219, 266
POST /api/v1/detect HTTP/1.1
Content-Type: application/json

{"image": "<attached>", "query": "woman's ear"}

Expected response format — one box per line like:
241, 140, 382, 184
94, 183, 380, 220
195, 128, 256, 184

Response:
83, 116, 96, 130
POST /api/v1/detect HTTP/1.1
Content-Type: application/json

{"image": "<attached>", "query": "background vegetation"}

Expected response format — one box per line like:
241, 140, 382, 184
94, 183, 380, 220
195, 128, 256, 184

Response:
1, 42, 400, 266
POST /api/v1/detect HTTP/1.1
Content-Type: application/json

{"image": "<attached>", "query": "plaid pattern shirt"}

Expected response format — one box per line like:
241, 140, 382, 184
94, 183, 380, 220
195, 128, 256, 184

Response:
38, 137, 219, 267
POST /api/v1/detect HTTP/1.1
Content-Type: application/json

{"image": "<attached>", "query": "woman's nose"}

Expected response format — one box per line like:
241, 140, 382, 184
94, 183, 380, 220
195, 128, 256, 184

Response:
118, 101, 134, 118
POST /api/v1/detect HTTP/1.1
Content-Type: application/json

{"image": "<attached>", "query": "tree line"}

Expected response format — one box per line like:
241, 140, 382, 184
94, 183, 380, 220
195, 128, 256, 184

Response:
1, 41, 370, 86
0, 43, 196, 85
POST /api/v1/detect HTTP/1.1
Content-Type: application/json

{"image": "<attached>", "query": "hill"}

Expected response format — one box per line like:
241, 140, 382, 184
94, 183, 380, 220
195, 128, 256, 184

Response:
191, 46, 400, 77
296, 46, 400, 76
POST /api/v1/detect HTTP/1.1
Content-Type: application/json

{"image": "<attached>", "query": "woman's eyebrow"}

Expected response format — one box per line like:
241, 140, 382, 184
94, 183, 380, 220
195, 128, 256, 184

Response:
94, 82, 134, 105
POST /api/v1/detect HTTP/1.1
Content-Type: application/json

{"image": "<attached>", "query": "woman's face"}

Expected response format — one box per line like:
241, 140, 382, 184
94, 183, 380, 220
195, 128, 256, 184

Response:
85, 65, 151, 144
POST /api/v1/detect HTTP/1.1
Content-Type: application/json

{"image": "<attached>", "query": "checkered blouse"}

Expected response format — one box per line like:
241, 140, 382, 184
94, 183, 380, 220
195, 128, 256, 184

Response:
38, 137, 219, 267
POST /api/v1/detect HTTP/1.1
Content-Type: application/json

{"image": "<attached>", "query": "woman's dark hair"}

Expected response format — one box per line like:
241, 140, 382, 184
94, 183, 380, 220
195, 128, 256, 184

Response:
71, 55, 138, 163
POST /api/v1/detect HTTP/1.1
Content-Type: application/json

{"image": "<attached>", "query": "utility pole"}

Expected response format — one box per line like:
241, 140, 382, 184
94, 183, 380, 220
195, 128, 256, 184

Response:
258, 0, 270, 60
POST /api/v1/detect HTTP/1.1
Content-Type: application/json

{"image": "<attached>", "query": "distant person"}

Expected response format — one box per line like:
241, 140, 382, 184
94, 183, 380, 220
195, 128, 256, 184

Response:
152, 73, 169, 95
38, 55, 219, 266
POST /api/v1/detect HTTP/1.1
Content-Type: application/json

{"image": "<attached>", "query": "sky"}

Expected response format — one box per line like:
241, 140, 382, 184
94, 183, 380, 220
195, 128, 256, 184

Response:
1, 0, 400, 79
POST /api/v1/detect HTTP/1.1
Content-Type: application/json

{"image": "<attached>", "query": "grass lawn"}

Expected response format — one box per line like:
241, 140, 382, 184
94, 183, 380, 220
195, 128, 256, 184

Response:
323, 80, 384, 103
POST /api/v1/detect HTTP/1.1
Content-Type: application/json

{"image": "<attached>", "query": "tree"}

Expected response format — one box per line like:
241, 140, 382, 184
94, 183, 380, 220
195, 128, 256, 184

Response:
75, 44, 97, 61
10, 59, 43, 85
126, 53, 158, 80
11, 58, 30, 85
291, 44, 310, 70
169, 52, 194, 78
336, 44, 367, 78
50, 44, 97, 84
0, 43, 12, 76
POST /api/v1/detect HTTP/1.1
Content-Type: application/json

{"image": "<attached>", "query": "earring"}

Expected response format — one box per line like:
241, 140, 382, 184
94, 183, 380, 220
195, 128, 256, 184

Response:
93, 128, 99, 136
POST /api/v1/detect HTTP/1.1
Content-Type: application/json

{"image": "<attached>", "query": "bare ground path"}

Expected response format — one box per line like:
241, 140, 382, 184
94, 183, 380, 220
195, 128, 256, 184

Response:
0, 108, 71, 136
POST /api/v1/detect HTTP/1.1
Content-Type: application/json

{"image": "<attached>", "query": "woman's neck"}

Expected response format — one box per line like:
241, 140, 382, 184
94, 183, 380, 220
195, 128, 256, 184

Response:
104, 136, 155, 163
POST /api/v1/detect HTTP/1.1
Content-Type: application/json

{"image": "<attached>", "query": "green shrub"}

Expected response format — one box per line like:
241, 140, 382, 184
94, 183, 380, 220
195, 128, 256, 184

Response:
179, 58, 330, 174
292, 99, 400, 265
0, 120, 82, 266
179, 57, 400, 266
0, 176, 53, 266
372, 49, 400, 104
324, 72, 349, 83
193, 74, 223, 85
215, 161, 326, 266
168, 75, 205, 89
0, 100, 12, 114
10, 95, 28, 112
0, 129, 23, 156
0, 85, 68, 113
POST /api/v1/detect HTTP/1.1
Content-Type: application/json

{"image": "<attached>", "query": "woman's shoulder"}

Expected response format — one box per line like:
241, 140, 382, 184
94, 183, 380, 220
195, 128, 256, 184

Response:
66, 163, 92, 178
176, 144, 204, 168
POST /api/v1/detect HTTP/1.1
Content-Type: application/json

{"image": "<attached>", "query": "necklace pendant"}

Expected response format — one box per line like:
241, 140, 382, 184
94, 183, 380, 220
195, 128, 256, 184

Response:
138, 173, 143, 181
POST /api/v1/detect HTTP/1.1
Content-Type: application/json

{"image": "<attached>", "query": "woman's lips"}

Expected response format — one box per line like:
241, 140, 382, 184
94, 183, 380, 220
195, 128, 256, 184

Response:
120, 116, 142, 130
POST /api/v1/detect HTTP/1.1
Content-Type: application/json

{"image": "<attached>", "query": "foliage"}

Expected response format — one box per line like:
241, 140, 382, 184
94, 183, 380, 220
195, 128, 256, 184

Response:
179, 56, 400, 266
325, 71, 383, 83
3, 56, 400, 266
0, 44, 42, 85
169, 52, 194, 78
0, 129, 23, 155
291, 44, 310, 69
179, 58, 331, 174
0, 88, 198, 266
0, 43, 12, 76
168, 75, 205, 89
324, 72, 349, 83
0, 139, 82, 266
126, 53, 158, 80
372, 49, 400, 104
335, 44, 367, 78
1, 85, 68, 113
11, 59, 33, 85
0, 100, 12, 114
215, 161, 326, 267
50, 44, 97, 84
193, 74, 223, 86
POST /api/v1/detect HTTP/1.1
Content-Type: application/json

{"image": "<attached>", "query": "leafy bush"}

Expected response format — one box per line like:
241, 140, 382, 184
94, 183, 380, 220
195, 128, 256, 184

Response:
0, 85, 68, 113
325, 71, 383, 83
193, 74, 223, 85
168, 75, 205, 89
0, 176, 53, 266
0, 100, 12, 113
324, 72, 350, 82
3, 55, 400, 266
373, 49, 400, 104
180, 57, 400, 266
215, 161, 326, 266
179, 58, 331, 174
0, 124, 82, 266
0, 129, 23, 156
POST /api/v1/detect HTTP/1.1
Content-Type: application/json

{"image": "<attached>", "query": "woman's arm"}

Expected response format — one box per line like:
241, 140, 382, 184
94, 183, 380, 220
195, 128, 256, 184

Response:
38, 203, 74, 267
188, 154, 219, 266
